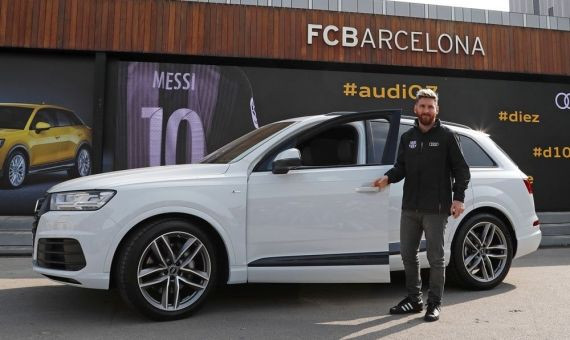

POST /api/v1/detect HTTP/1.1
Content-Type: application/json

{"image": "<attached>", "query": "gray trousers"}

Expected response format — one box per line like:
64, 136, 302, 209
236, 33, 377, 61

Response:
400, 210, 448, 305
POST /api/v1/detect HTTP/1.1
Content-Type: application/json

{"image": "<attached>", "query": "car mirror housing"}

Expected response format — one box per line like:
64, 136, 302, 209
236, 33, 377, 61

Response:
272, 148, 302, 174
35, 121, 51, 132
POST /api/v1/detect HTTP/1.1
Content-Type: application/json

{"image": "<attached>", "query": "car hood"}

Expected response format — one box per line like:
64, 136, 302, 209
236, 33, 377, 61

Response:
0, 128, 24, 136
48, 163, 231, 192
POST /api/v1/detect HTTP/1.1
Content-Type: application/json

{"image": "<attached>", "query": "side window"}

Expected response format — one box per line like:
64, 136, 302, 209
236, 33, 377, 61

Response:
55, 110, 72, 127
458, 135, 496, 167
256, 122, 361, 171
31, 109, 57, 128
367, 120, 412, 164
297, 124, 358, 167
66, 110, 83, 126
368, 120, 389, 164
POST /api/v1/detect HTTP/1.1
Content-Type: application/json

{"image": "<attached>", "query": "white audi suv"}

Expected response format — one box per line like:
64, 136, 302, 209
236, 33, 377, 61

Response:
32, 110, 541, 320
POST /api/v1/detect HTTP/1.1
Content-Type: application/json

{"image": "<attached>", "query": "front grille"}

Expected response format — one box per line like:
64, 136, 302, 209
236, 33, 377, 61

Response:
36, 238, 86, 271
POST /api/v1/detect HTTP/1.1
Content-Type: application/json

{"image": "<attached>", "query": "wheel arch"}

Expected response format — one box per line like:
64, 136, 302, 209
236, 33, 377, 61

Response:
75, 141, 92, 155
2, 144, 30, 175
109, 212, 230, 289
452, 206, 518, 258
5, 144, 30, 163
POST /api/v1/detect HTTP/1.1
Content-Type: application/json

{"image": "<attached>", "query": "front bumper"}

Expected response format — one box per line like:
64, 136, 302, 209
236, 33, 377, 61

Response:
32, 204, 119, 290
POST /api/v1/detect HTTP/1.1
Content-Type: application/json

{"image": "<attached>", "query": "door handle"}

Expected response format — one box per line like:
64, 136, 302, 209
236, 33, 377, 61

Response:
355, 186, 380, 193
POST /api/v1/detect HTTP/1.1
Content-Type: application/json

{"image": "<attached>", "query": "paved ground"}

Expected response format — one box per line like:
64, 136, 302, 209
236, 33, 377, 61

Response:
1, 248, 569, 339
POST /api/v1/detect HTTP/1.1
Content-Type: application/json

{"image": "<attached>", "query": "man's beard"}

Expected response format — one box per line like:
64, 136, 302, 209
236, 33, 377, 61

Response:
419, 113, 435, 126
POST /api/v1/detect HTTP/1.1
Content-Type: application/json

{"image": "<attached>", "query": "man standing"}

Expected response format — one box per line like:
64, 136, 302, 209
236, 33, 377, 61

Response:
374, 88, 470, 322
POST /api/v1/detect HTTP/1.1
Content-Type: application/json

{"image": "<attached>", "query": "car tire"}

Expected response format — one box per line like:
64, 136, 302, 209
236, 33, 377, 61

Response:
2, 150, 27, 189
449, 213, 513, 290
68, 146, 91, 178
115, 218, 219, 321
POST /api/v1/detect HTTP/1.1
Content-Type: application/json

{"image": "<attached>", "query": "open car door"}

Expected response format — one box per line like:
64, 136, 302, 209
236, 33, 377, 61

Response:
246, 110, 401, 283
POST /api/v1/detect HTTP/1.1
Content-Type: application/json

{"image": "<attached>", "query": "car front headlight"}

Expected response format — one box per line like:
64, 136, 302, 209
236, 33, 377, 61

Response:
0, 139, 4, 148
50, 190, 116, 211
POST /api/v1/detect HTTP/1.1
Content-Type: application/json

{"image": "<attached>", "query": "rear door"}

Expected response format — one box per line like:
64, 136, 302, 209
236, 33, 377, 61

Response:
246, 110, 401, 283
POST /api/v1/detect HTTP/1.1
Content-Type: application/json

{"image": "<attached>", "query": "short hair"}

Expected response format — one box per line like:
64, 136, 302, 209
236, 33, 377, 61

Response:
415, 88, 438, 104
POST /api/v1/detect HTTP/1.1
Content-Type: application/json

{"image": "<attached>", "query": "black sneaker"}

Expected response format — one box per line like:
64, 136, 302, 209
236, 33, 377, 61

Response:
389, 297, 423, 314
424, 303, 441, 322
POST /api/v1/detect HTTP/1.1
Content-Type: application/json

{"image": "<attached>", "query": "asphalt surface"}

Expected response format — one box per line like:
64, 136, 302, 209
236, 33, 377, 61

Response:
1, 248, 569, 339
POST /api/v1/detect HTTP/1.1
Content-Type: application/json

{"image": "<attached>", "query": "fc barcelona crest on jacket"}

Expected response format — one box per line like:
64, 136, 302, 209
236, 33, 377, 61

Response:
409, 140, 417, 149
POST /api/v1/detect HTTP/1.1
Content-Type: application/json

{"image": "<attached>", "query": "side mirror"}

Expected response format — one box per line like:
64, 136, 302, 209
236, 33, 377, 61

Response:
35, 122, 51, 133
272, 148, 302, 174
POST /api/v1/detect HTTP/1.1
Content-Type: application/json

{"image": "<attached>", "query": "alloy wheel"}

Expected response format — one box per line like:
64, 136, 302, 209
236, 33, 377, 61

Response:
8, 154, 26, 187
137, 231, 211, 311
462, 222, 508, 283
77, 149, 91, 177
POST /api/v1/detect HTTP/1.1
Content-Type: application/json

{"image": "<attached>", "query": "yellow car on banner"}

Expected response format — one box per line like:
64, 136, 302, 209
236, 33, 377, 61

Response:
0, 104, 92, 189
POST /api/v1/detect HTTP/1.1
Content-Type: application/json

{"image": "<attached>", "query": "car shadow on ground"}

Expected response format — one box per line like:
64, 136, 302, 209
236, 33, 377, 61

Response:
5, 248, 566, 338
0, 271, 516, 339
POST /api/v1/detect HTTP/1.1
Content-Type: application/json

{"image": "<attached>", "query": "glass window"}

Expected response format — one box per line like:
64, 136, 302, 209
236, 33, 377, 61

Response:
358, 0, 373, 14
394, 1, 410, 16
488, 10, 503, 25
31, 109, 57, 128
410, 3, 425, 18
510, 13, 525, 26
454, 7, 463, 21
367, 120, 412, 164
313, 0, 328, 10
540, 15, 548, 28
342, 0, 358, 12
428, 4, 437, 19
373, 0, 384, 14
459, 135, 496, 167
0, 106, 34, 130
502, 12, 510, 25
297, 124, 358, 166
557, 17, 570, 30
436, 5, 452, 20
201, 121, 293, 164
256, 121, 361, 172
385, 0, 395, 15
471, 9, 486, 23
55, 110, 72, 127
64, 110, 83, 126
526, 14, 540, 27
328, 0, 338, 11
292, 0, 308, 9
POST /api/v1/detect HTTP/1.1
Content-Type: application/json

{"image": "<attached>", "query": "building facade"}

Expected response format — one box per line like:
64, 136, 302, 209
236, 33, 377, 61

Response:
0, 0, 569, 245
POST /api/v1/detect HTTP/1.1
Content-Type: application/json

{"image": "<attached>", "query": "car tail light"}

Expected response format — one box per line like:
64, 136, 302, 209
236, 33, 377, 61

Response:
533, 220, 540, 228
523, 178, 533, 194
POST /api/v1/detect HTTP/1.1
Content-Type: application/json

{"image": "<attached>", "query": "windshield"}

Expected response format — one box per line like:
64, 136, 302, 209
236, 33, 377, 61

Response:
0, 107, 34, 130
201, 121, 294, 164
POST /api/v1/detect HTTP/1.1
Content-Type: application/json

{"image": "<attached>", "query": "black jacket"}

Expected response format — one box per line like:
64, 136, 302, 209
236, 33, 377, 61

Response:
385, 118, 471, 214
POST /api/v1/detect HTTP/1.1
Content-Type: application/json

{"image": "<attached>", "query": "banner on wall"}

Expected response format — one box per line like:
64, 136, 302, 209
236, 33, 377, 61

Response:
117, 61, 569, 212
0, 54, 94, 215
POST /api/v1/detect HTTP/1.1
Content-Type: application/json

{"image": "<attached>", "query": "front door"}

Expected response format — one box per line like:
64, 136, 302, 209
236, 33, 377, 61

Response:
246, 110, 401, 283
28, 108, 64, 166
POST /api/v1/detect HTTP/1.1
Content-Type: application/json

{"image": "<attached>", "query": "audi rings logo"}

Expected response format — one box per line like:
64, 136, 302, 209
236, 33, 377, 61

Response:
555, 93, 570, 110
